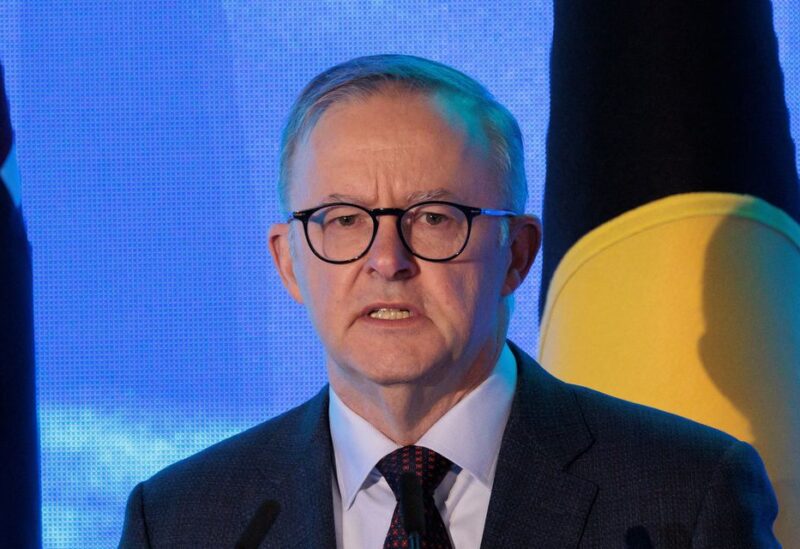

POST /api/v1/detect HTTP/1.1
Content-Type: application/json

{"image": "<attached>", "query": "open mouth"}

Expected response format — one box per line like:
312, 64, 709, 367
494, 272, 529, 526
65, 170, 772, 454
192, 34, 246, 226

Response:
368, 308, 412, 320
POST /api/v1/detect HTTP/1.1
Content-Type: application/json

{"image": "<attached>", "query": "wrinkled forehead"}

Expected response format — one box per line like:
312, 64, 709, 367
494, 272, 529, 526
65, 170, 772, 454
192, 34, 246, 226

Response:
283, 85, 504, 213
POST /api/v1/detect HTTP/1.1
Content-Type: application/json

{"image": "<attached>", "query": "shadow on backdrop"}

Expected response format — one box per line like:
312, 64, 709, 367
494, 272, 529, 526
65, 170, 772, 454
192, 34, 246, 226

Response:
700, 203, 800, 543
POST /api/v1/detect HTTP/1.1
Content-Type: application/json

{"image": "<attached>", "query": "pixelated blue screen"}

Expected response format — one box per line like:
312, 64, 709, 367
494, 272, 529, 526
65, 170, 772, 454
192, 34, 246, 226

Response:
0, 2, 797, 547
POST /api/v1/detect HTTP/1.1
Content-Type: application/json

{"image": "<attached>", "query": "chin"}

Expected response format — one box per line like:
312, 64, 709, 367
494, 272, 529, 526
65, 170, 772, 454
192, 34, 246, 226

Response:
338, 345, 450, 387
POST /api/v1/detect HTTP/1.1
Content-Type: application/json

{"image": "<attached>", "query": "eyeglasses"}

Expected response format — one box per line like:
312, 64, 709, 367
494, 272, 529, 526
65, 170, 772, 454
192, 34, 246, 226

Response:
289, 200, 517, 264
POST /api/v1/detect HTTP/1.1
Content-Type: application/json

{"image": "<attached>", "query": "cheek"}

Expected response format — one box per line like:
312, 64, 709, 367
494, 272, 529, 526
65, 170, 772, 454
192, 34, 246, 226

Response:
425, 268, 488, 335
301, 256, 355, 336
293, 253, 351, 329
431, 253, 509, 334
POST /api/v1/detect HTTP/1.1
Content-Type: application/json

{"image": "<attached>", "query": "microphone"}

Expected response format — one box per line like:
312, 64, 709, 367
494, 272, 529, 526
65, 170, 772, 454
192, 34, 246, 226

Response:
399, 472, 425, 549
235, 499, 281, 549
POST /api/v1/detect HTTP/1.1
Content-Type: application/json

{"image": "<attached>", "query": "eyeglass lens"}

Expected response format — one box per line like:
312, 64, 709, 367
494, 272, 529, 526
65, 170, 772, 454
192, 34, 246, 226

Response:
306, 203, 469, 261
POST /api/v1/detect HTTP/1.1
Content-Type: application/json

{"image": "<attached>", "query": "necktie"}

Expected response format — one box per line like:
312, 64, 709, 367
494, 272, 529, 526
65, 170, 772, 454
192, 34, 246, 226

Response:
376, 445, 454, 549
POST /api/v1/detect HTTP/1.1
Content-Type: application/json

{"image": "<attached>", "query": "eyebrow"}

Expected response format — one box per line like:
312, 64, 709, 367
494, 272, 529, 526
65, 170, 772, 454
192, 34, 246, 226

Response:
323, 193, 367, 203
323, 188, 457, 205
405, 188, 456, 202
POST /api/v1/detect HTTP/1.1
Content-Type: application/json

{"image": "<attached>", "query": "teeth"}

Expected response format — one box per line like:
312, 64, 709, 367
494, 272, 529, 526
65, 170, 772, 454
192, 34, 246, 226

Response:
369, 308, 411, 320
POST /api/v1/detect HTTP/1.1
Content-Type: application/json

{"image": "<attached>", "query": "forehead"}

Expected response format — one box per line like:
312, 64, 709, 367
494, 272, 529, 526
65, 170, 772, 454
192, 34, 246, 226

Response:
289, 90, 497, 207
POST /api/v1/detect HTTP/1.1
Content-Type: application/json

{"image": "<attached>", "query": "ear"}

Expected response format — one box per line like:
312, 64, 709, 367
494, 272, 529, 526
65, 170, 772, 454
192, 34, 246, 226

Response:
268, 223, 304, 304
501, 214, 542, 297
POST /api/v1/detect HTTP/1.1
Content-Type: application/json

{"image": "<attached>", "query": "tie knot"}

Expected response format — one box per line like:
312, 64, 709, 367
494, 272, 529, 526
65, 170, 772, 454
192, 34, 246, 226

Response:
376, 445, 452, 497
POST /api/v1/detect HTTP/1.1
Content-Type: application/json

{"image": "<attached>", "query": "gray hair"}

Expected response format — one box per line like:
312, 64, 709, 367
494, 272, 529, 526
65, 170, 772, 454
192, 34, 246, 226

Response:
278, 54, 527, 215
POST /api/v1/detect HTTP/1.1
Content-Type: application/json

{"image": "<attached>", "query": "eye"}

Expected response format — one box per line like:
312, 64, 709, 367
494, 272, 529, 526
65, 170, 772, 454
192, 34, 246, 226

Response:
336, 215, 356, 226
311, 205, 367, 229
423, 212, 447, 225
325, 212, 365, 228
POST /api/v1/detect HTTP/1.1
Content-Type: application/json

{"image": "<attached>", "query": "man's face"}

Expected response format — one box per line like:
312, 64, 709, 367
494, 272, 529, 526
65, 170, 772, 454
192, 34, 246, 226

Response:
270, 90, 536, 392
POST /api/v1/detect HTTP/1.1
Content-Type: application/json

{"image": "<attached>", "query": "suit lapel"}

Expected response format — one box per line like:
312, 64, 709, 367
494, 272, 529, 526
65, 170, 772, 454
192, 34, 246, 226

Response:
255, 388, 337, 549
481, 342, 598, 548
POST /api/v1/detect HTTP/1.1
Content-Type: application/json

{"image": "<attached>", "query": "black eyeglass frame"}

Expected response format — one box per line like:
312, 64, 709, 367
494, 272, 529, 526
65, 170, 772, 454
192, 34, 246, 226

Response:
288, 200, 518, 264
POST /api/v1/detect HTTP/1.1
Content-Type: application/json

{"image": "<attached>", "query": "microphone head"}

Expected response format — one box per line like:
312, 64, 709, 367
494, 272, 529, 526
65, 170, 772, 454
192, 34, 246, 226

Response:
399, 472, 426, 537
235, 499, 281, 549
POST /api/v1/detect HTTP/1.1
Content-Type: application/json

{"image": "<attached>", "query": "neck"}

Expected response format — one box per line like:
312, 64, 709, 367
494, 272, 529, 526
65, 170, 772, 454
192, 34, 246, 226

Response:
329, 339, 504, 445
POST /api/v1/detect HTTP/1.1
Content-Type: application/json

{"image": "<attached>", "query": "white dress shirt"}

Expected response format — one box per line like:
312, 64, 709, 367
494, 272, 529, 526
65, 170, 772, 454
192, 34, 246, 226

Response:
329, 343, 517, 549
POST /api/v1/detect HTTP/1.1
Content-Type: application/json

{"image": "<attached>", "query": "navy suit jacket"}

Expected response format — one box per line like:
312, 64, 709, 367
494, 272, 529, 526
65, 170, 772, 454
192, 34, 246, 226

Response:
120, 342, 779, 548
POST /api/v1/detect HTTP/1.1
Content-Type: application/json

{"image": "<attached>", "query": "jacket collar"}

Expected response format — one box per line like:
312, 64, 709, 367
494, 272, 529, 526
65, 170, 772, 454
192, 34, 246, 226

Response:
480, 341, 597, 548
249, 387, 337, 549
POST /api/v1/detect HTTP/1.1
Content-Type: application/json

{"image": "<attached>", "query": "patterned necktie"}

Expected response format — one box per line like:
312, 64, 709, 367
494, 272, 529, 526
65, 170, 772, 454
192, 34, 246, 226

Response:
376, 445, 454, 549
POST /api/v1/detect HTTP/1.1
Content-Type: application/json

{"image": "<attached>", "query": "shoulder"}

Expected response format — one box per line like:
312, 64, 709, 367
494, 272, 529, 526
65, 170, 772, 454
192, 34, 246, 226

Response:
508, 343, 777, 544
570, 381, 740, 460
159, 390, 327, 474
119, 387, 330, 545
569, 386, 778, 547
510, 340, 743, 468
564, 383, 777, 545
146, 387, 328, 492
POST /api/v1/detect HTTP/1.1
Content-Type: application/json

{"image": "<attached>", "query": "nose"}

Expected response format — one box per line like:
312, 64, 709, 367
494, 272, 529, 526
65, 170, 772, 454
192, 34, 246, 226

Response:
364, 216, 418, 280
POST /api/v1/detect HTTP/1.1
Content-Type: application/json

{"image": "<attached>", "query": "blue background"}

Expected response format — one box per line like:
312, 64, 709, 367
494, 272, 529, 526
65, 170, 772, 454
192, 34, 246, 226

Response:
0, 2, 796, 546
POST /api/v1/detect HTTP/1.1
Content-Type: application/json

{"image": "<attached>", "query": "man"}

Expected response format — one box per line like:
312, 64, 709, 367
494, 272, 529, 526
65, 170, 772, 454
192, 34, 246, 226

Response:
120, 54, 778, 548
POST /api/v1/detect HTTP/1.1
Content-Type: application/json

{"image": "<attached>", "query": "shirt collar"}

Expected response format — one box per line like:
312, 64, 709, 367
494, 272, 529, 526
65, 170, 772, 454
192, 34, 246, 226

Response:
328, 343, 517, 510
329, 385, 399, 510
